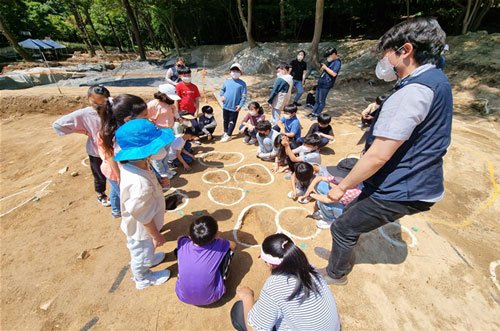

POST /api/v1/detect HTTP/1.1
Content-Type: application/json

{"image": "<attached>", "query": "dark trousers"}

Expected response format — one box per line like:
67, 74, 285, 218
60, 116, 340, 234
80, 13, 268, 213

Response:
327, 193, 434, 278
231, 300, 276, 331
223, 109, 240, 136
88, 155, 107, 194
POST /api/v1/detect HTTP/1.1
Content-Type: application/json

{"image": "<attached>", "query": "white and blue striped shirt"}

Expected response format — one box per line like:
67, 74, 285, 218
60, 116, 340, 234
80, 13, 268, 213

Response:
248, 272, 340, 331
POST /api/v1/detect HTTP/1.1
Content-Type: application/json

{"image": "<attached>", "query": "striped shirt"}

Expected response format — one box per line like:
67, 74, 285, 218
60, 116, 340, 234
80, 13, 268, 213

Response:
248, 272, 340, 331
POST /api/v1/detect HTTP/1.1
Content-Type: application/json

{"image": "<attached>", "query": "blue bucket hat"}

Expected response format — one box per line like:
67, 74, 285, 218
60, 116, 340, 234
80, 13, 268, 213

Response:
114, 119, 174, 161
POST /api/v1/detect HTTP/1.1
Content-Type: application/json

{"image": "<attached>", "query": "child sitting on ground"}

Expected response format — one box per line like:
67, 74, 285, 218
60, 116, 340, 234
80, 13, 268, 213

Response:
288, 162, 330, 203
274, 104, 301, 149
282, 134, 322, 178
304, 158, 361, 229
173, 110, 195, 135
256, 120, 280, 161
176, 216, 236, 306
169, 127, 197, 171
305, 85, 317, 109
114, 117, 174, 290
197, 105, 217, 141
272, 134, 288, 173
239, 101, 265, 145
298, 113, 334, 149
359, 95, 385, 128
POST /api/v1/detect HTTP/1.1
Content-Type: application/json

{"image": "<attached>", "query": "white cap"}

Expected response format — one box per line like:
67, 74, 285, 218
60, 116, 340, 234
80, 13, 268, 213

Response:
230, 63, 243, 72
158, 84, 181, 100
444, 44, 449, 51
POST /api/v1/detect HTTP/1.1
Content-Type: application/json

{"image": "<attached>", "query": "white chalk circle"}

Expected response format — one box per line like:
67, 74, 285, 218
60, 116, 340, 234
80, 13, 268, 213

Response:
0, 180, 53, 217
198, 151, 244, 168
233, 163, 275, 186
201, 169, 231, 185
276, 207, 322, 241
233, 203, 278, 248
490, 260, 500, 292
207, 186, 246, 206
165, 190, 189, 212
81, 157, 89, 167
378, 222, 418, 248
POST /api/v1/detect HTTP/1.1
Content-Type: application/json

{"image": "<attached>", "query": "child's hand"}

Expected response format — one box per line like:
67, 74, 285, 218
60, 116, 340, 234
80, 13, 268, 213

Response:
153, 234, 166, 248
292, 191, 297, 200
221, 96, 226, 103
272, 163, 278, 172
183, 163, 192, 171
235, 105, 241, 112
207, 133, 213, 141
321, 63, 327, 71
159, 177, 170, 188
281, 137, 290, 147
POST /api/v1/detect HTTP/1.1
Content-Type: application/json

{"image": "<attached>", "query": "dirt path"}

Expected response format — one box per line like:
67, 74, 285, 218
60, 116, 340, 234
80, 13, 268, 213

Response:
1, 82, 500, 330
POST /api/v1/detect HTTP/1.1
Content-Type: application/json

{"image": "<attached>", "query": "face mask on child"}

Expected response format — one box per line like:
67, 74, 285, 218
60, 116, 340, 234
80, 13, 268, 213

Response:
283, 114, 291, 120
258, 132, 267, 138
249, 111, 258, 116
182, 76, 191, 83
183, 120, 191, 127
276, 72, 283, 78
149, 147, 167, 160
301, 146, 313, 153
205, 114, 213, 119
230, 71, 241, 79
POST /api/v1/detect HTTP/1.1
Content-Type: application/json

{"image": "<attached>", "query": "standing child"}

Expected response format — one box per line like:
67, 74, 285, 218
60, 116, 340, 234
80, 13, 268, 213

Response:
268, 63, 293, 126
176, 66, 200, 129
239, 102, 265, 144
114, 118, 175, 290
305, 85, 317, 109
169, 127, 197, 171
147, 84, 180, 180
53, 85, 111, 207
198, 105, 217, 141
220, 63, 247, 142
299, 113, 335, 149
176, 216, 236, 306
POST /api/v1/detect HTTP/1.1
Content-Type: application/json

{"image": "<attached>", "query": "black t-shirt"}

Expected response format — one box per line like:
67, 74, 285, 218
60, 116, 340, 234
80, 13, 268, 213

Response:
306, 123, 334, 137
290, 59, 307, 81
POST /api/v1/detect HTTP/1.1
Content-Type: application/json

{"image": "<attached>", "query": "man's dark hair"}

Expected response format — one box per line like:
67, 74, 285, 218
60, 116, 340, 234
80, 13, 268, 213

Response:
189, 216, 218, 246
177, 66, 191, 75
376, 17, 446, 65
276, 62, 291, 71
323, 47, 337, 57
304, 133, 322, 147
318, 113, 331, 125
295, 162, 314, 182
283, 104, 297, 114
256, 120, 272, 132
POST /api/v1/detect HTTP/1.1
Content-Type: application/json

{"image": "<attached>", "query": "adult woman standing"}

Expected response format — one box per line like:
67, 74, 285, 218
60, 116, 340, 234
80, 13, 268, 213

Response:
165, 57, 186, 86
290, 50, 307, 106
231, 234, 340, 331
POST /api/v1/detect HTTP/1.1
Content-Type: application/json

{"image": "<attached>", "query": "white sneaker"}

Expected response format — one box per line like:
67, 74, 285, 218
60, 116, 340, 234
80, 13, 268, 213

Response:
152, 252, 166, 266
134, 269, 171, 290
316, 219, 334, 230
192, 140, 201, 145
287, 191, 295, 199
311, 211, 323, 220
248, 137, 257, 144
243, 136, 251, 143
165, 169, 177, 179
220, 133, 232, 143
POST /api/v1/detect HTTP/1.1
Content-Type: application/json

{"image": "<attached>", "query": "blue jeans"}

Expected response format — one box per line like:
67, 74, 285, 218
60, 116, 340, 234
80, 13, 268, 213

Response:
312, 87, 330, 116
316, 181, 344, 221
108, 179, 121, 214
296, 136, 329, 148
292, 79, 304, 103
239, 124, 257, 137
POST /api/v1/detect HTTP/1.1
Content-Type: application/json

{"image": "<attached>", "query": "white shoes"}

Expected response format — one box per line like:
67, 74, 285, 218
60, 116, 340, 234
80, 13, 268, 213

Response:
221, 133, 232, 142
248, 137, 257, 144
134, 269, 171, 290
316, 219, 334, 230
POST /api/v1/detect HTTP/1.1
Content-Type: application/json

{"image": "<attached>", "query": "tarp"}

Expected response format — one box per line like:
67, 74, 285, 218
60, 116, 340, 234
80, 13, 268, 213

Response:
18, 39, 53, 50
41, 39, 66, 49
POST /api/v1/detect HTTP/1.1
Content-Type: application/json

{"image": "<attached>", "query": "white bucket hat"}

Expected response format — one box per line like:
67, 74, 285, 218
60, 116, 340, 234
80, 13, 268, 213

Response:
158, 84, 181, 100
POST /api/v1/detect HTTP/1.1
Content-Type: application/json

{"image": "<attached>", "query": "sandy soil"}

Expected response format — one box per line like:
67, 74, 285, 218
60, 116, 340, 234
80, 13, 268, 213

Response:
1, 74, 500, 331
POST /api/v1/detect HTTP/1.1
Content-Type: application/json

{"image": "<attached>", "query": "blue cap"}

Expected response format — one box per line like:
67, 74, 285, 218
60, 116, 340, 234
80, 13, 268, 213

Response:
114, 119, 174, 161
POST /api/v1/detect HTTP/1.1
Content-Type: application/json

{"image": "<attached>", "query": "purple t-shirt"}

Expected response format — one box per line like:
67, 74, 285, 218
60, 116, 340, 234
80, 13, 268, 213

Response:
175, 236, 230, 305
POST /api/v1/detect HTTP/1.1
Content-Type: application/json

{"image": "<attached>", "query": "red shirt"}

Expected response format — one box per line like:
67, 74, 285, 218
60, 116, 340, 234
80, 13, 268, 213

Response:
176, 82, 200, 114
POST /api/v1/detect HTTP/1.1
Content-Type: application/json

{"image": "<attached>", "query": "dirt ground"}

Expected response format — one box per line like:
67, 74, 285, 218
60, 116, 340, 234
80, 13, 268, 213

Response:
1, 66, 500, 331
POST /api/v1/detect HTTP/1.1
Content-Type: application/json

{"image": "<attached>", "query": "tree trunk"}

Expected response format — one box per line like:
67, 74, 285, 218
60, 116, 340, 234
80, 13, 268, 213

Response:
471, 0, 494, 31
309, 0, 324, 69
280, 0, 286, 35
126, 24, 136, 53
406, 0, 410, 17
462, 0, 482, 34
161, 21, 180, 56
0, 16, 32, 61
173, 20, 189, 48
237, 0, 257, 48
71, 0, 95, 57
142, 12, 158, 50
106, 14, 124, 53
122, 0, 146, 60
83, 7, 107, 53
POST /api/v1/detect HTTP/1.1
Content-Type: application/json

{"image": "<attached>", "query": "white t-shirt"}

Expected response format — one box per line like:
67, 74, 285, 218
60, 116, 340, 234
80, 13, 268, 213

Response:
168, 135, 186, 160
248, 272, 341, 331
119, 162, 165, 241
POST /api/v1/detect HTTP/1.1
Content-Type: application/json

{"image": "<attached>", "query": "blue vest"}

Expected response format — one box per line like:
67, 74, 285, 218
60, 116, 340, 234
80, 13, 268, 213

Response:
171, 66, 180, 83
363, 67, 453, 201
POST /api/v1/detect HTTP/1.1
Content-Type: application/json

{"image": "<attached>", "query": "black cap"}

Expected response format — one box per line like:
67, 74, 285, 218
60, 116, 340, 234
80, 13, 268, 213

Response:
330, 158, 358, 177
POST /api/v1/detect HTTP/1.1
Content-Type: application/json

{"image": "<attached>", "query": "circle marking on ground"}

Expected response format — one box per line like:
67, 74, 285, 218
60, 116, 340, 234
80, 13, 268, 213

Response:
198, 151, 244, 168
81, 157, 89, 167
233, 203, 278, 248
233, 163, 275, 186
276, 206, 322, 241
207, 186, 246, 206
201, 169, 231, 185
378, 222, 418, 248
165, 190, 189, 212
0, 180, 53, 217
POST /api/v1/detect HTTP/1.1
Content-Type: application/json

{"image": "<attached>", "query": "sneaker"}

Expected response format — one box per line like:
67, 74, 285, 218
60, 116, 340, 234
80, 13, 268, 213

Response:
305, 104, 313, 109
294, 102, 302, 106
134, 269, 171, 290
357, 123, 364, 128
165, 169, 177, 179
284, 173, 292, 180
298, 196, 310, 204
192, 140, 201, 145
111, 210, 121, 218
248, 137, 257, 144
243, 136, 251, 143
287, 191, 294, 199
152, 252, 166, 266
318, 268, 348, 285
97, 194, 111, 207
311, 211, 323, 220
220, 133, 232, 143
316, 219, 334, 230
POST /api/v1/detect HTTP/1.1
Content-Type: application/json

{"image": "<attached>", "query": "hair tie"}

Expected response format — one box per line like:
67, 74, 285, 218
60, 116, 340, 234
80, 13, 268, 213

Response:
281, 240, 288, 249
108, 97, 114, 105
260, 247, 283, 265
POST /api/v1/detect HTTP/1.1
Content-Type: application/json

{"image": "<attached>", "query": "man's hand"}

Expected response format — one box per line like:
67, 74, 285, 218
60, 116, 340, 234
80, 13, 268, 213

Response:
327, 184, 345, 203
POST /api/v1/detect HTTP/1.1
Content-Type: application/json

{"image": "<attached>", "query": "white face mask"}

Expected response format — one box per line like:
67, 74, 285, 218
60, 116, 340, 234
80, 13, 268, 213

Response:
276, 72, 282, 78
183, 120, 191, 127
205, 114, 213, 119
249, 111, 258, 116
327, 56, 334, 62
149, 147, 167, 160
375, 47, 404, 82
231, 71, 241, 79
182, 76, 191, 83
283, 114, 291, 120
297, 55, 304, 61
301, 146, 313, 153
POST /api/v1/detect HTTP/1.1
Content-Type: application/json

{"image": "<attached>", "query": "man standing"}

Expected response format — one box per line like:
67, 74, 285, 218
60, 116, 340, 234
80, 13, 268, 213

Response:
321, 18, 452, 285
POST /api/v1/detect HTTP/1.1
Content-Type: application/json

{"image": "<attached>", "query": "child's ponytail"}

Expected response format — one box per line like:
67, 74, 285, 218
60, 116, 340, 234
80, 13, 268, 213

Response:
99, 99, 118, 155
